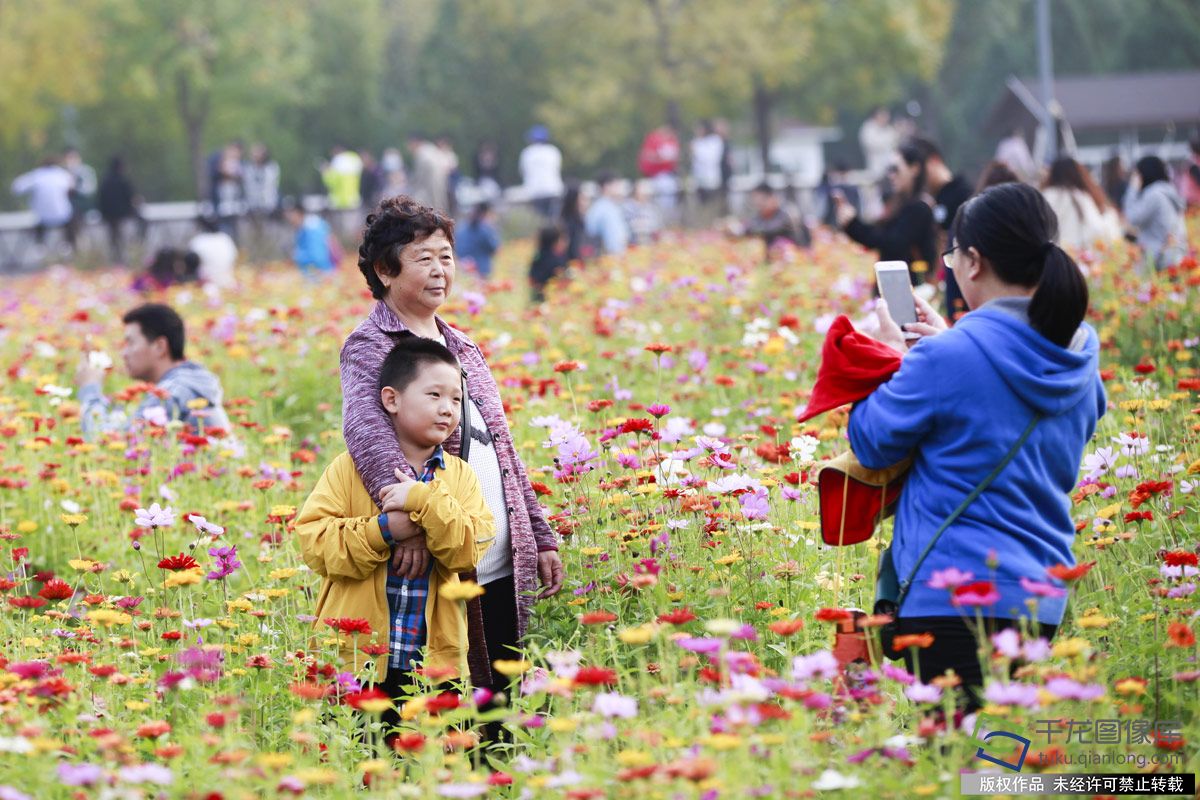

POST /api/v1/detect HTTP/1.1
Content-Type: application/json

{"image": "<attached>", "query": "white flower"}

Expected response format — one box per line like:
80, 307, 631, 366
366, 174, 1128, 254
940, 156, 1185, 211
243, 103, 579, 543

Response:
1111, 432, 1150, 457
592, 692, 638, 718
790, 435, 820, 462
812, 769, 862, 791
88, 350, 113, 371
1180, 480, 1194, 495
61, 499, 82, 514
0, 737, 33, 754
1081, 446, 1118, 477
142, 406, 169, 427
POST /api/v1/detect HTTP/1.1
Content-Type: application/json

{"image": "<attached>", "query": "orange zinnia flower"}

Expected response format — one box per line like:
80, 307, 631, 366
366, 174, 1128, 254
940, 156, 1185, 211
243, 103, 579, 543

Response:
892, 633, 935, 651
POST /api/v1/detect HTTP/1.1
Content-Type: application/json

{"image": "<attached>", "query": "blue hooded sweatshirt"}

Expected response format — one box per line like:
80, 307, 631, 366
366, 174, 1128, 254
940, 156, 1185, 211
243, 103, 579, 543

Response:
848, 298, 1106, 624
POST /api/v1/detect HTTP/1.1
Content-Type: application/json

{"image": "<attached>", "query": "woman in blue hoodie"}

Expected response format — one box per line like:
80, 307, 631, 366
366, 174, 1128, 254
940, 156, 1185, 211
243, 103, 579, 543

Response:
849, 183, 1105, 707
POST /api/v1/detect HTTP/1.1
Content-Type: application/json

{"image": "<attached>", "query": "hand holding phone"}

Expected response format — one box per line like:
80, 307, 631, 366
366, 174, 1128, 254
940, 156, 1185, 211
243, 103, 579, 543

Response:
874, 261, 919, 337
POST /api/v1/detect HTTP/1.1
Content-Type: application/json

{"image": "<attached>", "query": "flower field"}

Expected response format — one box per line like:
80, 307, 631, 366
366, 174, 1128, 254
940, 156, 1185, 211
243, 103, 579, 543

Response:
0, 226, 1197, 798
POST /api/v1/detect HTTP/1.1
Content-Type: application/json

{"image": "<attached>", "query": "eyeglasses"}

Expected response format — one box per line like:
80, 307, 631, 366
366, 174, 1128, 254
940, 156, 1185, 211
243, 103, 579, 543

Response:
941, 246, 958, 270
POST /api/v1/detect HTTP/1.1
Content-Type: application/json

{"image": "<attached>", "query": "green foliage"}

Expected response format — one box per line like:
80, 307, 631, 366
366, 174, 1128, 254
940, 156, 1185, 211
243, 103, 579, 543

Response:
2, 0, 1198, 207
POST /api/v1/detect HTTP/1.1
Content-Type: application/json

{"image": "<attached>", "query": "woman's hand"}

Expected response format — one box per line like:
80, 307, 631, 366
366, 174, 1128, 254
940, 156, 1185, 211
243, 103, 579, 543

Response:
872, 299, 909, 354
536, 550, 564, 599
905, 293, 949, 338
833, 193, 857, 228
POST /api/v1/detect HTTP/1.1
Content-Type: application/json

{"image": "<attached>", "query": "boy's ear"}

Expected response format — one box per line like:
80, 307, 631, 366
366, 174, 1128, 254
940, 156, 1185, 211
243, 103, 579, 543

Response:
380, 385, 400, 414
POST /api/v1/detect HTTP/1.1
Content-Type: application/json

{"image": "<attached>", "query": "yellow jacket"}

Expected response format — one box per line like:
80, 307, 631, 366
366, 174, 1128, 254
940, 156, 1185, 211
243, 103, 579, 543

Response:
295, 451, 494, 681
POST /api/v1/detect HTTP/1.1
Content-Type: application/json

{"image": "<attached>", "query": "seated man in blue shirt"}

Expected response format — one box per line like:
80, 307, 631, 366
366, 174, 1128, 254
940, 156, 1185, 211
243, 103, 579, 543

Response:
76, 303, 231, 437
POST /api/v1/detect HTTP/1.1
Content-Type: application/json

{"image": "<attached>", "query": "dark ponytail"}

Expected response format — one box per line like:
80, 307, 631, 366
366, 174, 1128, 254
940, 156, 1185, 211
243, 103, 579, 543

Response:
951, 183, 1088, 348
1029, 244, 1089, 348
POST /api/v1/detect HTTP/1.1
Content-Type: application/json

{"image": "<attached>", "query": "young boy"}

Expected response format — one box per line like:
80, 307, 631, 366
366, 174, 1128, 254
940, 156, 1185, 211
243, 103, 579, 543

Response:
296, 336, 494, 705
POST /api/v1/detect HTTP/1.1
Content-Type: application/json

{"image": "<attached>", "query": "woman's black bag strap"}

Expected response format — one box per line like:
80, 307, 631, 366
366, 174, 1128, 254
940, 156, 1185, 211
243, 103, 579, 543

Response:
458, 368, 471, 463
894, 411, 1043, 610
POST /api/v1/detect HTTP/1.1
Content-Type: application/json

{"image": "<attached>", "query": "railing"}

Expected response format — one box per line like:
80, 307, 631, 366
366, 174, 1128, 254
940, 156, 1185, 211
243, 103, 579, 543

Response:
0, 172, 884, 273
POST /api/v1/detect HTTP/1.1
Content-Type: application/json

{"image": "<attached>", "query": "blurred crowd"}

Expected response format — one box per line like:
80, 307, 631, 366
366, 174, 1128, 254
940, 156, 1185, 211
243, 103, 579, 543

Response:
10, 111, 1197, 305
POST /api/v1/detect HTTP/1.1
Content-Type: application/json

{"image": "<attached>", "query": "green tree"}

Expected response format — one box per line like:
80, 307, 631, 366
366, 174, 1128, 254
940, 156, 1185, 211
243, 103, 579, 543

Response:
97, 0, 314, 198
0, 0, 105, 149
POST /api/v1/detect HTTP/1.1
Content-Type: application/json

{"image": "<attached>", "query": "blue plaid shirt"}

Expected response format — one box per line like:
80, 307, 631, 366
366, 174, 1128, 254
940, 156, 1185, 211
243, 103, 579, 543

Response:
381, 446, 444, 672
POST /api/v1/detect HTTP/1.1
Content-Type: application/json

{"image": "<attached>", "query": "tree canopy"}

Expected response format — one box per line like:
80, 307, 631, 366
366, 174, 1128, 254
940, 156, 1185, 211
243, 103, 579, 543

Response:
1, 0, 1196, 207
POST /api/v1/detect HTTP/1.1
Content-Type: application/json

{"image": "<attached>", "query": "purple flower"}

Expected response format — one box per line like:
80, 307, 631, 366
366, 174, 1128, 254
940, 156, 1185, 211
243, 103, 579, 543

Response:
57, 763, 103, 787
188, 514, 224, 537
134, 503, 175, 528
592, 691, 638, 718
738, 487, 770, 520
792, 650, 838, 682
983, 682, 1041, 709
926, 567, 974, 590
1019, 576, 1067, 598
803, 691, 833, 710
647, 404, 671, 418
991, 628, 1022, 659
438, 784, 488, 798
676, 636, 724, 655
117, 764, 173, 786
1166, 582, 1196, 599
1045, 677, 1105, 701
881, 663, 915, 685
615, 452, 641, 470
1021, 637, 1052, 663
206, 545, 241, 581
687, 349, 709, 373
904, 683, 943, 704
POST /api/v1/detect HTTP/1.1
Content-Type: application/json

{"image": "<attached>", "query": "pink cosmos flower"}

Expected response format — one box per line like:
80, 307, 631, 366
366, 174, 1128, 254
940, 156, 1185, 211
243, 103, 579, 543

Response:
1019, 577, 1067, 598
904, 683, 943, 704
592, 692, 638, 718
134, 503, 175, 529
927, 567, 974, 590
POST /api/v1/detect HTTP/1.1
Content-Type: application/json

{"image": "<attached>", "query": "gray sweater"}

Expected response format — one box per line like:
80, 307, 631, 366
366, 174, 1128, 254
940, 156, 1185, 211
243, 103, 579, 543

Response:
1123, 180, 1187, 270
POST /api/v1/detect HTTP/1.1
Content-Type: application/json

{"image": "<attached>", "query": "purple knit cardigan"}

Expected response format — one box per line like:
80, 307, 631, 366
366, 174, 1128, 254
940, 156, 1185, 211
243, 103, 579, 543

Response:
340, 301, 558, 685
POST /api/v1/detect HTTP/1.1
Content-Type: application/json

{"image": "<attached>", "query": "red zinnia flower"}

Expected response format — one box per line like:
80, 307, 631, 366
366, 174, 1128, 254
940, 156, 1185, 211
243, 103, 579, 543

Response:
1166, 623, 1196, 649
1046, 561, 1095, 582
573, 666, 618, 686
424, 691, 461, 715
618, 418, 655, 435
579, 610, 618, 625
1163, 551, 1199, 568
324, 617, 372, 636
813, 608, 852, 623
391, 732, 426, 752
656, 608, 697, 625
136, 720, 171, 738
643, 343, 672, 354
1123, 510, 1153, 524
8, 596, 47, 609
552, 360, 581, 373
345, 687, 391, 710
951, 581, 1000, 607
38, 579, 74, 600
157, 554, 200, 572
767, 619, 804, 636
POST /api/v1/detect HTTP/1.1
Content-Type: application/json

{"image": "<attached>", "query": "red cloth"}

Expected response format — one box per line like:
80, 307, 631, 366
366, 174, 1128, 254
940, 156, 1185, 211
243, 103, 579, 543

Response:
798, 315, 902, 423
638, 128, 680, 177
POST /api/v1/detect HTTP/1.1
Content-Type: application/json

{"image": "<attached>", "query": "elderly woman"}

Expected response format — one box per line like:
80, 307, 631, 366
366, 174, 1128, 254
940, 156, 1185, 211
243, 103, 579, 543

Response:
340, 195, 564, 696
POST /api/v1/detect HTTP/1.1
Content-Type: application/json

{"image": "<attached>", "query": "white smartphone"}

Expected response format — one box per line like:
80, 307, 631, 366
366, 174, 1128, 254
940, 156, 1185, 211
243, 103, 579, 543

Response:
874, 261, 920, 337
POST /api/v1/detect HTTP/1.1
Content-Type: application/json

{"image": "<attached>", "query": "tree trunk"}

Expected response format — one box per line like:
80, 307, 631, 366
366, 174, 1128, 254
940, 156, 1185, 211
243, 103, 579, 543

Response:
753, 78, 772, 174
177, 71, 209, 202
646, 0, 683, 132
666, 97, 683, 137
